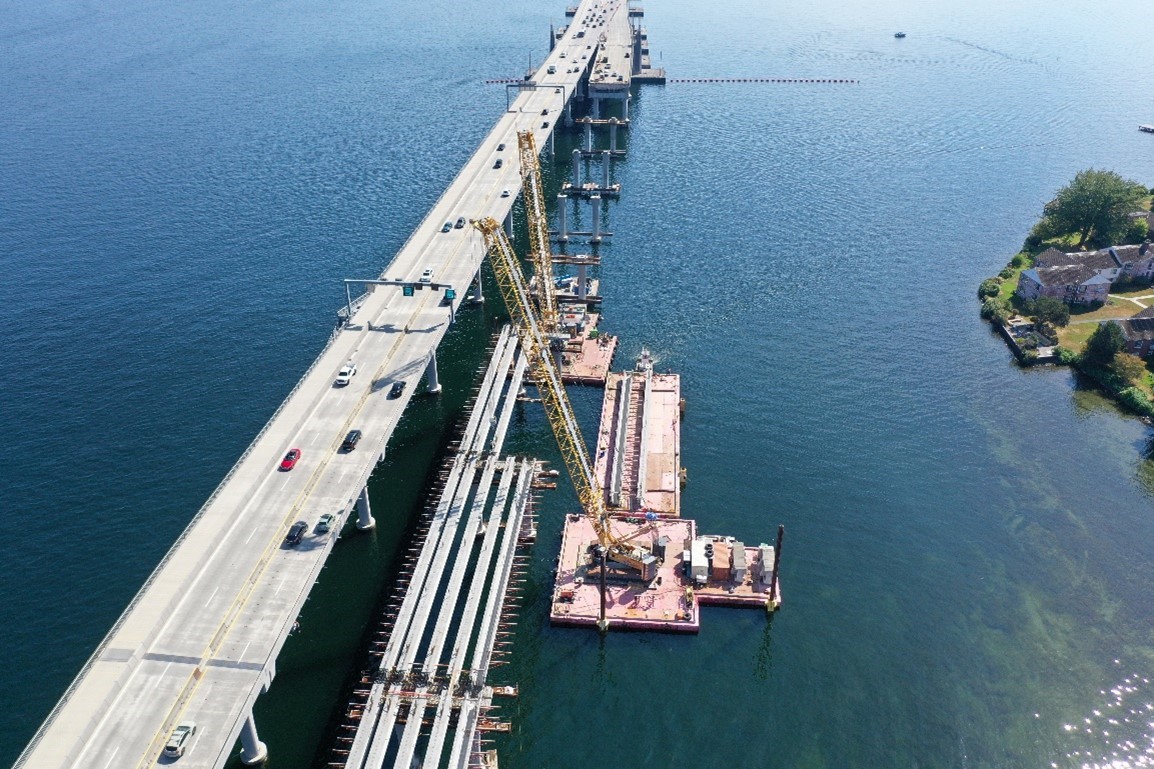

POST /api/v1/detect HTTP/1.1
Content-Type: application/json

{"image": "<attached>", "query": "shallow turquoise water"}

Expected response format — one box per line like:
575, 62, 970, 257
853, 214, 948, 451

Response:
4, 0, 1154, 767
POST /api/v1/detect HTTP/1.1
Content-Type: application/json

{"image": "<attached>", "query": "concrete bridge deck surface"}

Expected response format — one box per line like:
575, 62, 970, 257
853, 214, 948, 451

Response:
14, 0, 637, 767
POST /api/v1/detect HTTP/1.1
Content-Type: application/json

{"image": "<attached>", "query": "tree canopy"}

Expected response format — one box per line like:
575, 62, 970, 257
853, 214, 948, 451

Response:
1083, 320, 1126, 367
1027, 296, 1070, 328
1039, 169, 1148, 247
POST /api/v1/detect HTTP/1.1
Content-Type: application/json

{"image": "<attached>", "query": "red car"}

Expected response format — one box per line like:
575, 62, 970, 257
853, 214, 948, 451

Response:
279, 448, 301, 471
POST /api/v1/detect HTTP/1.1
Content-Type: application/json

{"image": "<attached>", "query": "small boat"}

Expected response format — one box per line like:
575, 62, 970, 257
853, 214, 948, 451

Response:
1140, 125, 1154, 133
894, 31, 906, 38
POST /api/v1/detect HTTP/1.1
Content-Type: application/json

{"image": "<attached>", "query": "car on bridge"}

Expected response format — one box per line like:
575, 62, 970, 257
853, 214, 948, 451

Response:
163, 721, 197, 758
493, 158, 503, 169
279, 448, 301, 471
285, 521, 308, 547
501, 189, 511, 197
341, 429, 362, 452
420, 268, 434, 283
335, 361, 357, 386
454, 217, 465, 229
441, 221, 452, 232
389, 381, 406, 399
315, 513, 337, 535
497, 143, 505, 151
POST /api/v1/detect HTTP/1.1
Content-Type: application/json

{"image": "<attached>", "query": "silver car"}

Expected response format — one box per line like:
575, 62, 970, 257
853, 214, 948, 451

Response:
163, 722, 197, 758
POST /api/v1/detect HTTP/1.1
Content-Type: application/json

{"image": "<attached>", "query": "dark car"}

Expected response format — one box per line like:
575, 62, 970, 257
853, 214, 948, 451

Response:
493, 158, 503, 169
285, 521, 308, 547
541, 108, 549, 115
279, 448, 301, 471
389, 381, 405, 399
454, 217, 466, 229
341, 429, 362, 452
497, 143, 505, 151
441, 221, 452, 232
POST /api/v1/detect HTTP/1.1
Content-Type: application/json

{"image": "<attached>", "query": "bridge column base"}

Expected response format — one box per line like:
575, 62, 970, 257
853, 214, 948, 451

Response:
356, 486, 376, 531
425, 351, 442, 395
471, 269, 485, 303
239, 714, 268, 765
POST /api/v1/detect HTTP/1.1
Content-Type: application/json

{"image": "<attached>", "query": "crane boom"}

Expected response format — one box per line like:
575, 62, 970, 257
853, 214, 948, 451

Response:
517, 131, 559, 332
473, 216, 650, 575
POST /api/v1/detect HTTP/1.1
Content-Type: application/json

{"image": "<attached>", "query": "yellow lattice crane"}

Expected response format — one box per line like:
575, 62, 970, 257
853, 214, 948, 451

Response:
516, 131, 559, 333
473, 216, 652, 577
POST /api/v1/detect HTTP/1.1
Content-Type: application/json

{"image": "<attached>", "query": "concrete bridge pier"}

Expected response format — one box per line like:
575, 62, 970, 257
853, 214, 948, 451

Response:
558, 194, 569, 241
591, 194, 603, 244
425, 350, 442, 394
471, 267, 485, 303
503, 210, 513, 237
547, 130, 555, 158
602, 150, 611, 188
571, 148, 581, 186
584, 120, 593, 152
609, 118, 619, 152
592, 97, 601, 119
565, 101, 573, 127
578, 262, 588, 302
622, 96, 630, 122
239, 714, 268, 765
355, 486, 375, 531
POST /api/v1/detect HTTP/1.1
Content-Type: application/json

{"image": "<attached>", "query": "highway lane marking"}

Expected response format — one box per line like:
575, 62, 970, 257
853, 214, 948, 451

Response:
101, 746, 119, 769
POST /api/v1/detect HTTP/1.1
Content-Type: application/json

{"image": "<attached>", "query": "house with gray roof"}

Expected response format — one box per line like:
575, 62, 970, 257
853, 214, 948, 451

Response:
1016, 264, 1111, 305
1016, 241, 1154, 304
1116, 306, 1154, 358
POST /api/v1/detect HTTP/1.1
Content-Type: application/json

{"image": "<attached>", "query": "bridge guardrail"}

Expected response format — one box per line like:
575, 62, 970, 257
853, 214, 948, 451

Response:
13, 317, 349, 768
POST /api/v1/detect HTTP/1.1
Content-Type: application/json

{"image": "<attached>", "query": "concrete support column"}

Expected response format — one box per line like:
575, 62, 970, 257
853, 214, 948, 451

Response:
558, 194, 569, 241
590, 194, 602, 244
584, 120, 593, 152
571, 149, 581, 187
578, 262, 588, 302
356, 485, 376, 531
503, 210, 513, 237
472, 268, 485, 303
593, 97, 601, 119
601, 150, 611, 189
239, 714, 268, 765
623, 96, 630, 122
565, 101, 573, 127
609, 118, 618, 153
547, 130, 554, 158
425, 351, 442, 395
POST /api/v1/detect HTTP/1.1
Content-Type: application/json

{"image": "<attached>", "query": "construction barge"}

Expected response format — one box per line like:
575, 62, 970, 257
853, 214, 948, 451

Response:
550, 352, 784, 633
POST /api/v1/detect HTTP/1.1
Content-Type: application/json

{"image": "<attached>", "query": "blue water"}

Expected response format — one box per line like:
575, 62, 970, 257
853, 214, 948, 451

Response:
5, 0, 1154, 767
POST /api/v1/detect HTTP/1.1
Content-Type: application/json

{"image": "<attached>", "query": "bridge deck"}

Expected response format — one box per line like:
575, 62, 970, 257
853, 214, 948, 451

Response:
16, 0, 626, 766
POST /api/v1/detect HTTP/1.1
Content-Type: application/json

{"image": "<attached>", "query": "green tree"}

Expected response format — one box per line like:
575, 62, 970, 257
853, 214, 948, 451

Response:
978, 278, 1001, 299
1083, 320, 1127, 367
1112, 352, 1147, 385
1041, 169, 1148, 247
1030, 296, 1070, 327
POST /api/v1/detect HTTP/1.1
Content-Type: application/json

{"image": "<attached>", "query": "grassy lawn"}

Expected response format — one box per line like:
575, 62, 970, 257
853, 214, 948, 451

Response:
997, 264, 1024, 303
1056, 322, 1096, 351
1107, 286, 1154, 304
1068, 296, 1145, 322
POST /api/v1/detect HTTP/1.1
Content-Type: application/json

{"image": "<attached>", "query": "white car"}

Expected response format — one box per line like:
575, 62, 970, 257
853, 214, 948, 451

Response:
163, 722, 197, 758
501, 189, 511, 198
335, 361, 357, 386
420, 268, 434, 284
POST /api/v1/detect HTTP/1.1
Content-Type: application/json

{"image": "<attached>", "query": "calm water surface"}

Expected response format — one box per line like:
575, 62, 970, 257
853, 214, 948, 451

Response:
3, 0, 1154, 767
